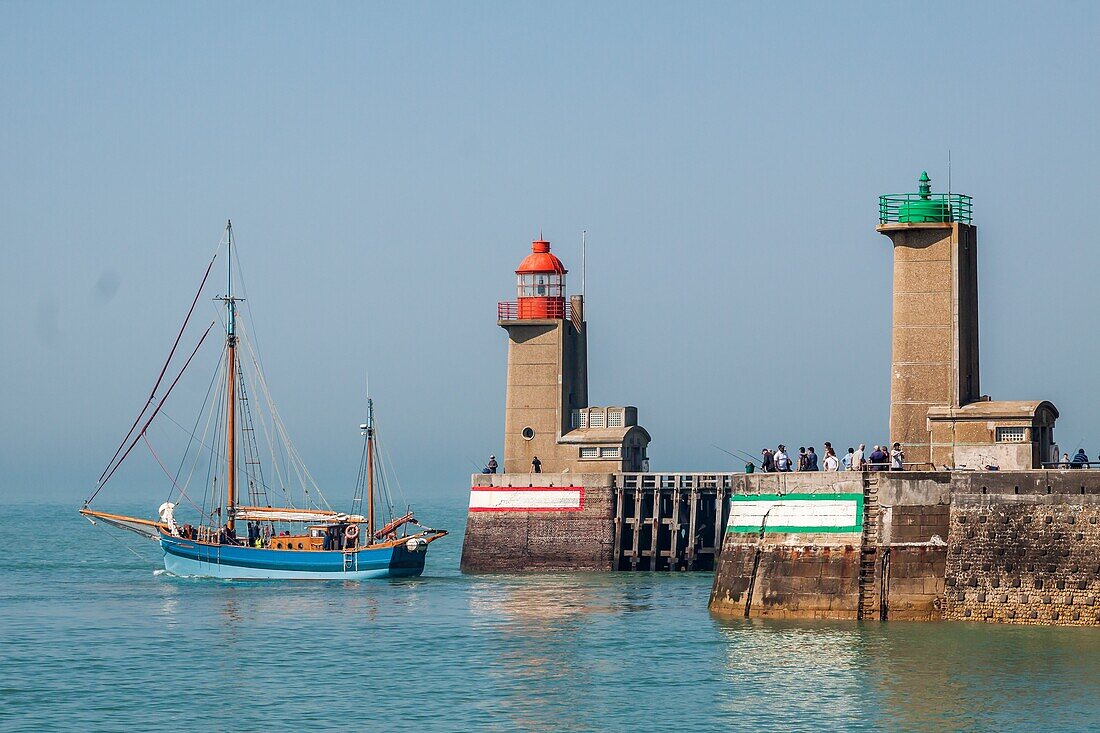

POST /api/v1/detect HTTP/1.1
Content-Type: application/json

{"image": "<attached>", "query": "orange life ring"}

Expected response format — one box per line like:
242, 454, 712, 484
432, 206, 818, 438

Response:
344, 524, 360, 541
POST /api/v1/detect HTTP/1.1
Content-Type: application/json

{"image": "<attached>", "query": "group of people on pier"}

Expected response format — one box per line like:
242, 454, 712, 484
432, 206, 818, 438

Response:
759, 442, 905, 473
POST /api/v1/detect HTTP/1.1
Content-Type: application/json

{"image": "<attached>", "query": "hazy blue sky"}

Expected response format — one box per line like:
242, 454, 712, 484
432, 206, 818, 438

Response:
4, 2, 1099, 505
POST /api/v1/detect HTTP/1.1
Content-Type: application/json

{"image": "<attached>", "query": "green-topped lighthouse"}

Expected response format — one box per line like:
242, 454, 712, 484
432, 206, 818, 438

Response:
876, 173, 1056, 470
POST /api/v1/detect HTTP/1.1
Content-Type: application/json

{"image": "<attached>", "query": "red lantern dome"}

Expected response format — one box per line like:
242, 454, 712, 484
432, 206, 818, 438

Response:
515, 239, 567, 319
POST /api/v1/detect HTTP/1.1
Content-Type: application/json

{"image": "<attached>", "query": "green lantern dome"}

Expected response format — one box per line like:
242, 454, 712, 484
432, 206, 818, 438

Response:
897, 171, 953, 223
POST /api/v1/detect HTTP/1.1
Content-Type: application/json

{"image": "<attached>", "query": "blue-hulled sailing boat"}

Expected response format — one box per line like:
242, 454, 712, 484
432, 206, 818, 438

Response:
81, 221, 445, 579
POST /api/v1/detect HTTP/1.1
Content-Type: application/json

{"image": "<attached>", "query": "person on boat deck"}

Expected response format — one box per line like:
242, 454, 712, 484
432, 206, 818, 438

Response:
323, 524, 335, 551
487, 455, 498, 474
532, 456, 542, 473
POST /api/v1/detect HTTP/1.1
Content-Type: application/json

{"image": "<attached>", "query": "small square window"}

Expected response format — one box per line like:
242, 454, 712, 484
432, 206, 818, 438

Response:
579, 447, 598, 459
607, 410, 624, 428
589, 411, 605, 428
600, 446, 620, 459
996, 427, 1027, 443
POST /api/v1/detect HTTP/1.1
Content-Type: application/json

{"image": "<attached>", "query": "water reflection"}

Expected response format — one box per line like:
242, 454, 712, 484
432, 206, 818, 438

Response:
712, 616, 1100, 731
466, 575, 630, 732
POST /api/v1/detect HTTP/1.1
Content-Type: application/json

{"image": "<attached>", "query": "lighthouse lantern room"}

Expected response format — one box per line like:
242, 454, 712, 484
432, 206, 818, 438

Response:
514, 238, 567, 319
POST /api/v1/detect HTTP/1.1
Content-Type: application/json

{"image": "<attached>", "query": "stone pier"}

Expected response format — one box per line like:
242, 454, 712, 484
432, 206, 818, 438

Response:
708, 470, 1100, 626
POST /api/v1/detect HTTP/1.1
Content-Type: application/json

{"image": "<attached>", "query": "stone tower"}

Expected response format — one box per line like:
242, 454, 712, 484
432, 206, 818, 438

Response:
876, 172, 1056, 470
499, 237, 589, 473
877, 172, 980, 467
497, 236, 649, 474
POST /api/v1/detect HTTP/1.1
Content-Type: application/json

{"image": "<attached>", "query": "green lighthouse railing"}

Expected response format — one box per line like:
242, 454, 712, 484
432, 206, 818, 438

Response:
879, 192, 973, 225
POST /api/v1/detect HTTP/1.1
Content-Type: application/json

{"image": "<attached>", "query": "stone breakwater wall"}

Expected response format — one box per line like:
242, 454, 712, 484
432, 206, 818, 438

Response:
460, 473, 617, 572
708, 471, 1100, 626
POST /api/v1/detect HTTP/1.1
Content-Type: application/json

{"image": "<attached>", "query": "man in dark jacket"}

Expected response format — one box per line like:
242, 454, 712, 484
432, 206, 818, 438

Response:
760, 448, 775, 473
868, 445, 888, 471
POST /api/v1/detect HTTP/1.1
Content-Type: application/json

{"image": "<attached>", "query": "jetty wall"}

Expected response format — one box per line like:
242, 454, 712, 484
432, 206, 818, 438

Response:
460, 472, 731, 572
708, 470, 1100, 627
460, 473, 617, 571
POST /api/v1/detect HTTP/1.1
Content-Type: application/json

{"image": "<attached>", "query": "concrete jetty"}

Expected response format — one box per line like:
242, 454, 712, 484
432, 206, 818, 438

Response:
708, 173, 1095, 626
461, 174, 1100, 627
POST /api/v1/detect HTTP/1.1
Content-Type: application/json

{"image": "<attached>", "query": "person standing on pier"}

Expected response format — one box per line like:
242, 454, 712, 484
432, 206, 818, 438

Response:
823, 446, 840, 471
531, 456, 542, 473
805, 447, 819, 471
842, 447, 854, 470
760, 448, 775, 473
868, 445, 888, 471
487, 455, 498, 474
890, 442, 905, 471
852, 444, 866, 471
775, 445, 792, 472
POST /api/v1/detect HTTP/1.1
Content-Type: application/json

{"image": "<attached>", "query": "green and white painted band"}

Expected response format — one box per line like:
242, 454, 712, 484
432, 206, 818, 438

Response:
727, 493, 864, 534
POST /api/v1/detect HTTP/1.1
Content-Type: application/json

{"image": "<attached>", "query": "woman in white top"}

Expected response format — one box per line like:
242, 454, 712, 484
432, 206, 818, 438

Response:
823, 448, 840, 472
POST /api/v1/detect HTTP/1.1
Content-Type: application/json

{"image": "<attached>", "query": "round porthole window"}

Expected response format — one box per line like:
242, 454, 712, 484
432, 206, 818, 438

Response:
522, 427, 535, 440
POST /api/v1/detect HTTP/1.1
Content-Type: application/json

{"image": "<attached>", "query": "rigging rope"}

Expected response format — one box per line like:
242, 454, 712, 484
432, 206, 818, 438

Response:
165, 346, 224, 509
90, 321, 216, 499
91, 248, 219, 499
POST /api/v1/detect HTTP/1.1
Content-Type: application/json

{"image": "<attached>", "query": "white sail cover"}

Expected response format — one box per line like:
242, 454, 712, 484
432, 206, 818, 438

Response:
232, 506, 367, 524
158, 502, 179, 535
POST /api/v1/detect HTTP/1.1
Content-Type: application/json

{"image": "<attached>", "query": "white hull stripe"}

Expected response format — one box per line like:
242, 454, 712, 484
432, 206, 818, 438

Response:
469, 487, 584, 512
727, 493, 864, 534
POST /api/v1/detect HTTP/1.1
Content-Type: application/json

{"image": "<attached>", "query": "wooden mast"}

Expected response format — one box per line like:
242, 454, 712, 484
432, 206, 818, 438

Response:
225, 220, 238, 532
366, 397, 375, 544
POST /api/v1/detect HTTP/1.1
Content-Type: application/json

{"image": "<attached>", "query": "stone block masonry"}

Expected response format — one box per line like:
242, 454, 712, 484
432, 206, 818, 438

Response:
943, 495, 1100, 626
461, 473, 616, 571
709, 471, 1100, 627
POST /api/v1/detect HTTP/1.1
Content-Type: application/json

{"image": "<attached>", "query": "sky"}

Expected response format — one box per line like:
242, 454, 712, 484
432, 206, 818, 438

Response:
3, 2, 1100, 506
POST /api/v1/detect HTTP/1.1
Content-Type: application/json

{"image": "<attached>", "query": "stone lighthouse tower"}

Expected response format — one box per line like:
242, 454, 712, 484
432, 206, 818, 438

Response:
497, 236, 649, 474
876, 172, 980, 466
498, 237, 588, 474
877, 173, 1057, 469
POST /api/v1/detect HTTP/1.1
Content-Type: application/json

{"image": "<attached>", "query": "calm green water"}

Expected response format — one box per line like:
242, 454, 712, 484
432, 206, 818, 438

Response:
4, 500, 1100, 732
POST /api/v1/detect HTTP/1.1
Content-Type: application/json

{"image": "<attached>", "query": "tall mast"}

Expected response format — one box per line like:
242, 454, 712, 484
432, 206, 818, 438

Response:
225, 220, 238, 531
366, 397, 375, 544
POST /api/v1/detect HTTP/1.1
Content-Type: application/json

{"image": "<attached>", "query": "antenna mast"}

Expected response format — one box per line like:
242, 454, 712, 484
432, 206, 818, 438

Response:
581, 230, 587, 303
948, 149, 952, 195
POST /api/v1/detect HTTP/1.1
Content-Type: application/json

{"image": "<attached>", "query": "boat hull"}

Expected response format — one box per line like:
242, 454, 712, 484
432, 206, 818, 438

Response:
159, 534, 428, 580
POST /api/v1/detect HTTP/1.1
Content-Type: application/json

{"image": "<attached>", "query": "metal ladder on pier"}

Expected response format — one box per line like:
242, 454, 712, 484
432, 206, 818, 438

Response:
857, 479, 881, 620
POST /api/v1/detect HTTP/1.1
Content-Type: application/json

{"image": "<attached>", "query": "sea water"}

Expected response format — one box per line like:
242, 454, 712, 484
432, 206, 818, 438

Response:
4, 500, 1100, 732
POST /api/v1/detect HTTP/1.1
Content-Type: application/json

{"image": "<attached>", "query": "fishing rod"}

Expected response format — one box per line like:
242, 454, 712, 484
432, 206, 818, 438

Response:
712, 444, 760, 468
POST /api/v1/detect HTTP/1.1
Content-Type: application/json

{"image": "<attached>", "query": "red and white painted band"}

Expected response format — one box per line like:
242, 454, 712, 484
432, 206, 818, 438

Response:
468, 486, 585, 512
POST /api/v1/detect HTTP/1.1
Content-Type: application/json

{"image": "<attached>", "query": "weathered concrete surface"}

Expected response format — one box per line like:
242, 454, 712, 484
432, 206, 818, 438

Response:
709, 470, 1100, 626
460, 473, 616, 572
710, 541, 861, 620
877, 222, 980, 466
